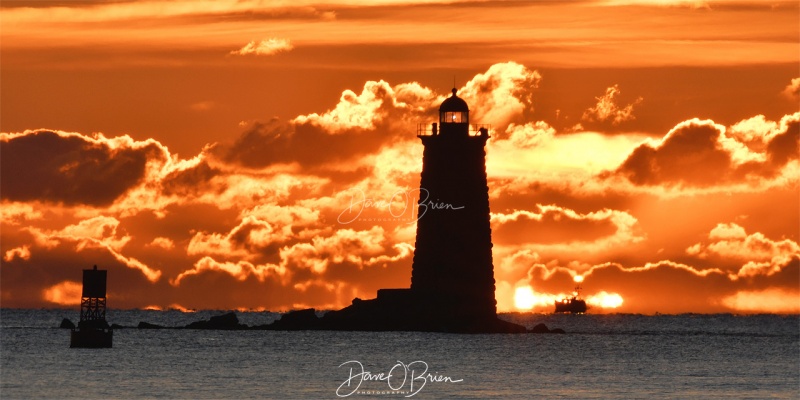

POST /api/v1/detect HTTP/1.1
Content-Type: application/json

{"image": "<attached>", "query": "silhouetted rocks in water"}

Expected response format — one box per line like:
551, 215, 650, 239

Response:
265, 308, 320, 330
254, 295, 528, 333
60, 318, 75, 329
313, 292, 526, 333
530, 323, 549, 333
131, 310, 565, 333
529, 323, 565, 334
110, 323, 124, 330
185, 312, 247, 330
137, 321, 165, 329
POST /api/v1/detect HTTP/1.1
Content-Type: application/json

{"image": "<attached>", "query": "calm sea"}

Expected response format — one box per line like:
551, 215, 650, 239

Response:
1, 309, 798, 399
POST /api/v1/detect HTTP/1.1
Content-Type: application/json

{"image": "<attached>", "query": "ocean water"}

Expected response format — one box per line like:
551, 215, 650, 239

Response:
1, 309, 798, 399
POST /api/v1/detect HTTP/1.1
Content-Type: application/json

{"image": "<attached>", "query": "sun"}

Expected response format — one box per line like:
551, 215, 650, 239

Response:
514, 286, 536, 310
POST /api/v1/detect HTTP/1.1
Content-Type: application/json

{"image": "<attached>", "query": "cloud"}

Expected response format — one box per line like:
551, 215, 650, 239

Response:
226, 63, 539, 171
171, 256, 286, 286
2, 62, 797, 313
2, 1, 336, 25
23, 216, 162, 282
613, 112, 800, 187
4, 246, 31, 262
0, 203, 43, 225
293, 80, 398, 132
42, 280, 82, 306
27, 216, 131, 251
221, 81, 435, 170
503, 121, 555, 148
721, 288, 800, 313
278, 226, 389, 274
727, 115, 779, 152
687, 222, 800, 265
582, 84, 642, 125
229, 38, 293, 56
187, 215, 292, 260
491, 205, 644, 252
147, 237, 175, 250
0, 130, 169, 206
782, 77, 800, 101
457, 62, 541, 130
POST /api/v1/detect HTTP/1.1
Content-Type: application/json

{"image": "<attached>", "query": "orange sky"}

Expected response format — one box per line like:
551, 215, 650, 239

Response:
1, 0, 798, 314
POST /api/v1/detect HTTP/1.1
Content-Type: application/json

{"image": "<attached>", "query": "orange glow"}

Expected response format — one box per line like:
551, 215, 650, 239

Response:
42, 281, 82, 306
514, 285, 626, 311
514, 286, 534, 310
514, 286, 557, 310
586, 291, 624, 309
1, 0, 798, 313
169, 304, 196, 312
721, 288, 800, 314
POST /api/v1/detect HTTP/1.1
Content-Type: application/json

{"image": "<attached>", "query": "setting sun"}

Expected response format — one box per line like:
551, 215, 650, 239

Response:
514, 286, 536, 310
587, 292, 624, 309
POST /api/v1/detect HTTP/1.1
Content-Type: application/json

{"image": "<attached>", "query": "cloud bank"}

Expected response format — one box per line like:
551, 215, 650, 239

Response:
2, 61, 797, 313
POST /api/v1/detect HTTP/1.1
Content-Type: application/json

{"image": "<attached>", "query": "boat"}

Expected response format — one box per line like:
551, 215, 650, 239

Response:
70, 265, 113, 348
554, 281, 587, 314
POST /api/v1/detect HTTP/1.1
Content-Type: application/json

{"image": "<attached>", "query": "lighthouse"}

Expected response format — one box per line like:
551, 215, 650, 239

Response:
410, 88, 498, 326
317, 88, 525, 333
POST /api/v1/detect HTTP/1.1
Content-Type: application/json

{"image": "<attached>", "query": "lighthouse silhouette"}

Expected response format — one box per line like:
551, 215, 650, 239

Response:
410, 88, 498, 325
315, 88, 526, 333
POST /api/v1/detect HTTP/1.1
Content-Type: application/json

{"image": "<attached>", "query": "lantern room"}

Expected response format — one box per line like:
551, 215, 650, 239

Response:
439, 88, 469, 125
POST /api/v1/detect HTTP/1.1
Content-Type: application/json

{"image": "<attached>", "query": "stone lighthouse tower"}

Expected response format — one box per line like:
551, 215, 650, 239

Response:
317, 88, 525, 333
410, 88, 498, 327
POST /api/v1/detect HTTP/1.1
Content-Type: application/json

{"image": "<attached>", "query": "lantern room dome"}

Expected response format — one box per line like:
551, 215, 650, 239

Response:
439, 88, 469, 112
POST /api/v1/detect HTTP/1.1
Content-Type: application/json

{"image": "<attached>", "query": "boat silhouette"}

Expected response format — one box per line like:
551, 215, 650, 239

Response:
554, 282, 587, 314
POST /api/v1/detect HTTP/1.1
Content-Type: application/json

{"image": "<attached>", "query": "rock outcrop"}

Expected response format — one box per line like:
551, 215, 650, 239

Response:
185, 312, 246, 329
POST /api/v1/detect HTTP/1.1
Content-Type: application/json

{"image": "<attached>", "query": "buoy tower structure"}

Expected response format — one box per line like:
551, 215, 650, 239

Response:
70, 265, 113, 348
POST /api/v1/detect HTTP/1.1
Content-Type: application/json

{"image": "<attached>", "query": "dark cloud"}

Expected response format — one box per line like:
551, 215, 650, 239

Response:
160, 160, 220, 197
1, 130, 165, 206
615, 119, 731, 186
492, 208, 618, 245
220, 120, 388, 168
765, 114, 799, 168
613, 113, 799, 187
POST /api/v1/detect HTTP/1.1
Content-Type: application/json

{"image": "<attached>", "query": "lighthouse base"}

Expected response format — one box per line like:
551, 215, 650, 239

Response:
269, 289, 527, 333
